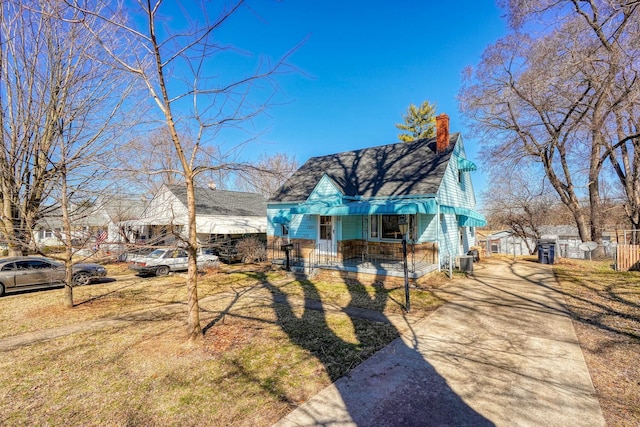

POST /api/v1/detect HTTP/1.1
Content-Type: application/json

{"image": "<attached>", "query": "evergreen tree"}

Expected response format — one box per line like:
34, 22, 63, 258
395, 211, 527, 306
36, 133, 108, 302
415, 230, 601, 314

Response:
396, 100, 437, 141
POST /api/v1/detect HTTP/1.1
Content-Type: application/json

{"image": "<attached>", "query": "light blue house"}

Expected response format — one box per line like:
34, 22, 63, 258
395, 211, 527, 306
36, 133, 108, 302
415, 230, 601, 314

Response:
267, 114, 486, 282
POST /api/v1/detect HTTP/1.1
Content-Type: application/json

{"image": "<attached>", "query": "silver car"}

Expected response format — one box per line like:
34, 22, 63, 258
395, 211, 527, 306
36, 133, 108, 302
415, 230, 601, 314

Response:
0, 256, 108, 296
128, 247, 219, 276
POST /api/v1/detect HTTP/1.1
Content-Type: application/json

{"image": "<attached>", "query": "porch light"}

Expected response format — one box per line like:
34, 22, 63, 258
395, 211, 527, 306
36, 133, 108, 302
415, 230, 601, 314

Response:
398, 216, 408, 237
398, 215, 410, 312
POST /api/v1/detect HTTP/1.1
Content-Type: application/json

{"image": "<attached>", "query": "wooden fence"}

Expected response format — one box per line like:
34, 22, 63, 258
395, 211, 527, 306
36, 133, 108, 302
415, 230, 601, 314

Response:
616, 244, 640, 271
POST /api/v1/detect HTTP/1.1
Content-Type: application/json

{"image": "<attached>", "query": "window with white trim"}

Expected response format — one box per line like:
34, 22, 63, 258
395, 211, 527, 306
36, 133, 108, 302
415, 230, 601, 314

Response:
369, 215, 405, 240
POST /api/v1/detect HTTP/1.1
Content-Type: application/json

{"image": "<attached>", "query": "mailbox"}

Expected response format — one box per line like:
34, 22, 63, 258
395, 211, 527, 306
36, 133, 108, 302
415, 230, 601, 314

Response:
281, 243, 294, 271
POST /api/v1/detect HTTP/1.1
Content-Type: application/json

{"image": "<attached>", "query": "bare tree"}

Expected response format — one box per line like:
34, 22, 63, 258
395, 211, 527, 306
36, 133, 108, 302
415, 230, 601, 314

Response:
53, 92, 131, 308
607, 97, 640, 240
0, 0, 131, 259
234, 152, 298, 198
460, 31, 594, 242
70, 0, 297, 342
0, 0, 59, 255
482, 167, 566, 253
460, 0, 640, 251
115, 127, 225, 196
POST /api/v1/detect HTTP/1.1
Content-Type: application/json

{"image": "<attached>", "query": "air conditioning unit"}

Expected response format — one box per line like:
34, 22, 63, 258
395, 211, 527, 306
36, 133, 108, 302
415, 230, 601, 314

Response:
457, 255, 474, 273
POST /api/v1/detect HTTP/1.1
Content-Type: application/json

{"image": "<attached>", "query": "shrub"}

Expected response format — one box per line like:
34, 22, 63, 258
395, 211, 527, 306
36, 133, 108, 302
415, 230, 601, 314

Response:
235, 237, 267, 263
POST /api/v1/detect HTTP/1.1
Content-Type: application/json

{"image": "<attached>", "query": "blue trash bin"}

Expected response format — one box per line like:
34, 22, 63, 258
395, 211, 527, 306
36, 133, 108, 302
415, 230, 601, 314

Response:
537, 245, 544, 263
537, 240, 556, 264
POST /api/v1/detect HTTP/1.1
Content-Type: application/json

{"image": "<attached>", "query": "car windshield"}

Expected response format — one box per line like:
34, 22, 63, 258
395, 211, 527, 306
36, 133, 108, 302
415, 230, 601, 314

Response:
147, 249, 167, 259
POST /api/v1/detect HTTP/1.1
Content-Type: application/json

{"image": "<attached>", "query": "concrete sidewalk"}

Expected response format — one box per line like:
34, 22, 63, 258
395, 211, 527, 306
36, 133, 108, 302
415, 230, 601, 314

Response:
274, 258, 605, 427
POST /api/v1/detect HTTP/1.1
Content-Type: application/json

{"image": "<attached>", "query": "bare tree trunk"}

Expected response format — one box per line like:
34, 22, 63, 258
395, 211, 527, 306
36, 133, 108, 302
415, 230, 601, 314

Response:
541, 150, 592, 242
185, 179, 202, 342
60, 165, 74, 309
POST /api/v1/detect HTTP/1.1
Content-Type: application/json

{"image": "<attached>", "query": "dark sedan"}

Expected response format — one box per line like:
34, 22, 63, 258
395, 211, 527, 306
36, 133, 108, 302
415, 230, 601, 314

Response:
0, 256, 107, 296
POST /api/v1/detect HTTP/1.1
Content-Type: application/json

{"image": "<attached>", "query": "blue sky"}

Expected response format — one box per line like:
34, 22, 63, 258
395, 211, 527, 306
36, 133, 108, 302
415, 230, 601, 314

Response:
181, 1, 508, 200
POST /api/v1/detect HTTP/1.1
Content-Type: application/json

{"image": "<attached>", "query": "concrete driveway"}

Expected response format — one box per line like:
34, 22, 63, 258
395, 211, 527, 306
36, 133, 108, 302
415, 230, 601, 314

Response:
274, 258, 605, 426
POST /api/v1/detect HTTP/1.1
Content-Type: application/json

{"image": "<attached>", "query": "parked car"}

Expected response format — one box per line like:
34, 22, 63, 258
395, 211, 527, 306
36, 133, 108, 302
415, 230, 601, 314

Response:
128, 247, 219, 276
207, 239, 242, 263
0, 256, 108, 296
117, 246, 156, 262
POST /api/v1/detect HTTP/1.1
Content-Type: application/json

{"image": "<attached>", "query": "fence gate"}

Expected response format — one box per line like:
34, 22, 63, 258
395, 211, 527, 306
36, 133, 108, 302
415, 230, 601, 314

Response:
616, 244, 640, 271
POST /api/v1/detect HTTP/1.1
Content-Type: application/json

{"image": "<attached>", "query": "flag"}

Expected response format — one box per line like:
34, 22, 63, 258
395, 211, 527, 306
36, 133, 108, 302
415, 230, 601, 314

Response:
97, 230, 107, 242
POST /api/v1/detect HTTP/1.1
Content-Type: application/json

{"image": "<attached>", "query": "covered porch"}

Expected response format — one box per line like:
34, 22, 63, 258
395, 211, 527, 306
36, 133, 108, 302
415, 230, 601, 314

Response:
270, 237, 439, 284
269, 196, 485, 283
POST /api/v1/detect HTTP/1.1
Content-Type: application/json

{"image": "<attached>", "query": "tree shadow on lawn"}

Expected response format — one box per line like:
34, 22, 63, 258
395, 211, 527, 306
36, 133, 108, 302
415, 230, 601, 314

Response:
507, 259, 640, 341
254, 275, 494, 426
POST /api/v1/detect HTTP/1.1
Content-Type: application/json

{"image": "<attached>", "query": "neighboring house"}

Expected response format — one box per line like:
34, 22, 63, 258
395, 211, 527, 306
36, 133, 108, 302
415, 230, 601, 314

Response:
34, 196, 147, 252
539, 225, 594, 259
35, 206, 101, 248
539, 225, 581, 256
267, 114, 486, 282
119, 184, 267, 249
482, 230, 536, 257
482, 225, 615, 259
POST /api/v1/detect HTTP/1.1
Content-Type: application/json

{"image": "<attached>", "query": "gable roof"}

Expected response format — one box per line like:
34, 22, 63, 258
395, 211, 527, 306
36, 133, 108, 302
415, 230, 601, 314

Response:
97, 196, 147, 222
270, 134, 459, 202
167, 185, 266, 217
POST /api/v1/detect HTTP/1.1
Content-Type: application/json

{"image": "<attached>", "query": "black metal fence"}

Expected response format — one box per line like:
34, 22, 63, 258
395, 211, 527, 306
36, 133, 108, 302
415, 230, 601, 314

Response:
308, 240, 416, 273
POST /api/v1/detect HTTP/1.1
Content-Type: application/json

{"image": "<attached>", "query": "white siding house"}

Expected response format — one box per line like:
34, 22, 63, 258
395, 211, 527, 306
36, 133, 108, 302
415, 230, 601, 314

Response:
119, 185, 267, 248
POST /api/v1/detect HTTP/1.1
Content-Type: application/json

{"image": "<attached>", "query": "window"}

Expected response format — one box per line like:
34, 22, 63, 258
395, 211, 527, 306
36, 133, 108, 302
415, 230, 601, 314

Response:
169, 250, 187, 258
319, 216, 332, 240
370, 215, 378, 238
1, 263, 16, 271
281, 224, 289, 237
16, 260, 54, 270
369, 215, 405, 240
381, 215, 401, 239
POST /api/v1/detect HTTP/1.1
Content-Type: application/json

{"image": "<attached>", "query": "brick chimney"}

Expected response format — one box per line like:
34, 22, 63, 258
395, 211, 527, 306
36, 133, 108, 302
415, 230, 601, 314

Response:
436, 113, 450, 153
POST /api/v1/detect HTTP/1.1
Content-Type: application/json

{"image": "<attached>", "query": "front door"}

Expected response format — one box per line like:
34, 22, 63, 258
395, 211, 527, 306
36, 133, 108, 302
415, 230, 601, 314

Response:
318, 215, 335, 254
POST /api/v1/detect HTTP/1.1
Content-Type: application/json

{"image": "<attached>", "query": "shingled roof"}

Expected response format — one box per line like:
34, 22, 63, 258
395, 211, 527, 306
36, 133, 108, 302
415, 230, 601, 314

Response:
168, 185, 266, 217
270, 134, 459, 202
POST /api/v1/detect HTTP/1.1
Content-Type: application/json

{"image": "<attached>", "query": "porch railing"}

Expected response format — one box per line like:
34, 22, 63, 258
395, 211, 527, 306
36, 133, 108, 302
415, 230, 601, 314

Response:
309, 240, 416, 273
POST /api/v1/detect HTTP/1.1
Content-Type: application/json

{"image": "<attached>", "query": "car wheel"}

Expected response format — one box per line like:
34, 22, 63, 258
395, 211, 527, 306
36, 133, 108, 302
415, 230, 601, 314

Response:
155, 266, 170, 276
72, 272, 91, 286
0, 283, 4, 297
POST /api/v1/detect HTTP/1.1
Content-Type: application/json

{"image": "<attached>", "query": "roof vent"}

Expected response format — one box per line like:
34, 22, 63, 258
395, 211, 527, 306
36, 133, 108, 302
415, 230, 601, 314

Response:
207, 181, 217, 190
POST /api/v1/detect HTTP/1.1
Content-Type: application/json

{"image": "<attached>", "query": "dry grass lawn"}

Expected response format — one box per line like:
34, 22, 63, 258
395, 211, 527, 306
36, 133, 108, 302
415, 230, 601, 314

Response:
553, 258, 640, 426
0, 263, 446, 426
2, 257, 636, 426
